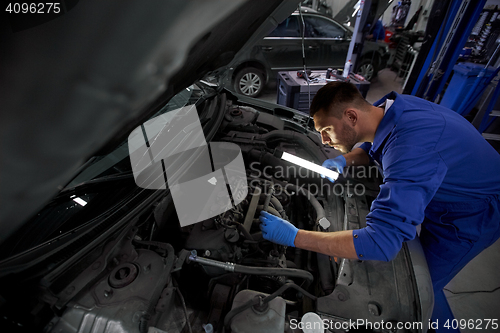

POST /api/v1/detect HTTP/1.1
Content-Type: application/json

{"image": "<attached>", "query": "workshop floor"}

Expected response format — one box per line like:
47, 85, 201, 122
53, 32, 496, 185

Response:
257, 68, 500, 330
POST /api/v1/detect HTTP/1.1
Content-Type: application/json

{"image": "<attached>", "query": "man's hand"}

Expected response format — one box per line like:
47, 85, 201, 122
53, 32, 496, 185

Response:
259, 211, 299, 247
321, 155, 346, 182
259, 211, 358, 259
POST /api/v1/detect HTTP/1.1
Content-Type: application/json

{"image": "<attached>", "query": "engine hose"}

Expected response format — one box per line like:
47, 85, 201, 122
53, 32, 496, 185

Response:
258, 194, 287, 218
257, 205, 280, 218
286, 184, 326, 223
260, 130, 327, 163
293, 204, 305, 269
316, 252, 335, 294
262, 183, 273, 209
270, 196, 286, 218
250, 178, 327, 230
236, 223, 266, 256
133, 239, 173, 251
253, 178, 327, 229
287, 184, 334, 292
188, 253, 313, 287
223, 282, 317, 330
233, 265, 313, 288
139, 243, 175, 333
235, 223, 254, 241
249, 149, 291, 175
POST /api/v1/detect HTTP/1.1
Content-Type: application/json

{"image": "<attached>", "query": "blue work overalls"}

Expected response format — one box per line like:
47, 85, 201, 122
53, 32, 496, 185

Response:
352, 92, 500, 332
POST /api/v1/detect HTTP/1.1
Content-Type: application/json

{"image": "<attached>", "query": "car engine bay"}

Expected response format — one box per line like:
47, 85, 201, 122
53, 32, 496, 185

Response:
0, 93, 422, 333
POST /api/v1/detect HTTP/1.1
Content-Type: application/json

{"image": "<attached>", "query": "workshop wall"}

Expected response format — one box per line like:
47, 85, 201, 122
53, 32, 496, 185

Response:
324, 0, 350, 17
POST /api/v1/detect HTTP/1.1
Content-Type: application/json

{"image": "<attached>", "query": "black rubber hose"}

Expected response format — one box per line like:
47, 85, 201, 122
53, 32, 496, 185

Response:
316, 252, 334, 294
265, 281, 317, 302
235, 223, 254, 241
249, 149, 289, 173
270, 196, 286, 217
286, 184, 326, 222
233, 265, 313, 288
253, 179, 327, 231
248, 152, 329, 209
263, 184, 273, 211
260, 130, 327, 163
188, 255, 313, 287
257, 205, 281, 218
287, 184, 334, 293
134, 240, 173, 251
293, 206, 304, 269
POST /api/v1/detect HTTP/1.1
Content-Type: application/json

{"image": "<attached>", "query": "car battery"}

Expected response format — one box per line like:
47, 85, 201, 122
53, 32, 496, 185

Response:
277, 70, 370, 114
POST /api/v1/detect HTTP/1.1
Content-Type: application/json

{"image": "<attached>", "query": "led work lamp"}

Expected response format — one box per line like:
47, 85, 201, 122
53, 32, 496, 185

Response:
281, 152, 339, 181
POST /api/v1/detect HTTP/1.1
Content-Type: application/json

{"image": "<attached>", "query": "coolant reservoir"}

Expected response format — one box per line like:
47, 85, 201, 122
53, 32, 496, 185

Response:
230, 289, 286, 333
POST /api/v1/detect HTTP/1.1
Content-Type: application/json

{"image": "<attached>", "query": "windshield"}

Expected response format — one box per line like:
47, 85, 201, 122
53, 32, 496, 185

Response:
67, 84, 208, 188
0, 84, 211, 260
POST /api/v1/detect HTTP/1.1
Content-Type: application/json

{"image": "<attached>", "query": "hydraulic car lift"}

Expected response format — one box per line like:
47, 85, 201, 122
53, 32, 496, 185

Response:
404, 0, 500, 141
405, 0, 488, 99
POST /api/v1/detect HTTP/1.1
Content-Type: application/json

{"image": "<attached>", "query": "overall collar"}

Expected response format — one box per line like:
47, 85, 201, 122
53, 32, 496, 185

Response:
370, 91, 406, 153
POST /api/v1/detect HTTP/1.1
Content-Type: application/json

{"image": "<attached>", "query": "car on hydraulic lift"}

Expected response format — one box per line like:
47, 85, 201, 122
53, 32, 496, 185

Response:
223, 9, 390, 97
0, 1, 430, 332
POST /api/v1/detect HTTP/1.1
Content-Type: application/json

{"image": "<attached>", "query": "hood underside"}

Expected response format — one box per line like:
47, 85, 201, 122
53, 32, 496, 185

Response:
0, 0, 301, 244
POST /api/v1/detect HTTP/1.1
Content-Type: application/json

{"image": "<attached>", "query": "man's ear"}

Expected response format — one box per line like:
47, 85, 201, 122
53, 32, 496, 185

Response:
345, 109, 358, 125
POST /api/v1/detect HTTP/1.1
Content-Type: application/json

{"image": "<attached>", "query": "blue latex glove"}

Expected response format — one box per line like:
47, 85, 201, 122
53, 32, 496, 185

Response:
259, 211, 298, 247
321, 155, 346, 182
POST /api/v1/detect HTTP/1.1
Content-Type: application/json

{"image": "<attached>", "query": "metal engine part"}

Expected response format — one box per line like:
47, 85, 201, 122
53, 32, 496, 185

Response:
183, 180, 290, 267
45, 248, 175, 333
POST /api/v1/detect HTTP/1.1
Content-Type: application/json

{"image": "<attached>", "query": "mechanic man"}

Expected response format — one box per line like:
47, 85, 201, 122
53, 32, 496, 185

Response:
367, 19, 385, 41
259, 81, 500, 332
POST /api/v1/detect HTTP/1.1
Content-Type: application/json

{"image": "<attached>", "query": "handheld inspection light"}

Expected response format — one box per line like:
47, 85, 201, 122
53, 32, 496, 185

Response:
280, 152, 339, 181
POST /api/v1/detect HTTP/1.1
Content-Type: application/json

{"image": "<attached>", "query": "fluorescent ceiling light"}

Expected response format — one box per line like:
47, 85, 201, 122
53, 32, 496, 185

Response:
352, 1, 360, 17
73, 197, 88, 206
281, 152, 339, 181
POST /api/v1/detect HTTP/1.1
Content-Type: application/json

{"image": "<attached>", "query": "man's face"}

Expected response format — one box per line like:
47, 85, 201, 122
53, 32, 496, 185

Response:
313, 109, 358, 153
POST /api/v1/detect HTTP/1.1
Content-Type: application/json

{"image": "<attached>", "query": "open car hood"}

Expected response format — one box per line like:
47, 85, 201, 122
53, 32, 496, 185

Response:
0, 0, 302, 244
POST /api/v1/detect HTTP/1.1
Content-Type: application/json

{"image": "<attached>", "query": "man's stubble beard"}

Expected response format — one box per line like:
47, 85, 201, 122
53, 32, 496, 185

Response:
334, 120, 358, 153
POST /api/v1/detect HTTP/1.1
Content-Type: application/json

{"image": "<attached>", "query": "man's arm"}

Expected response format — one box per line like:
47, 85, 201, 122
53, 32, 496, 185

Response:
259, 211, 358, 259
261, 144, 447, 262
294, 229, 358, 259
344, 147, 370, 166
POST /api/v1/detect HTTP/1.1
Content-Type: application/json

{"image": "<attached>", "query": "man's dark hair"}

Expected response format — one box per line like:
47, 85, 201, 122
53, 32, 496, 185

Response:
310, 81, 370, 119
